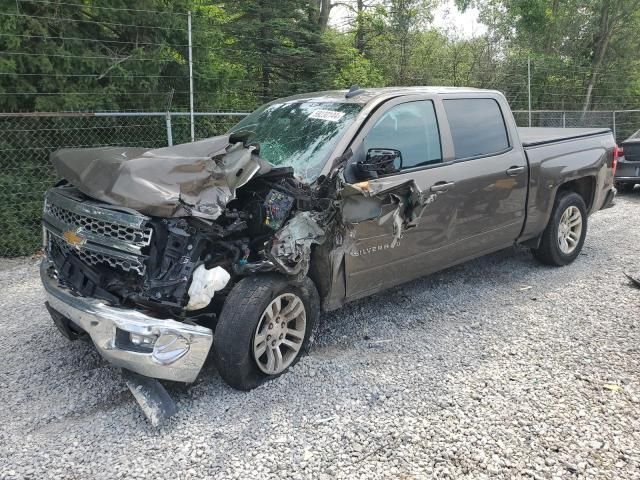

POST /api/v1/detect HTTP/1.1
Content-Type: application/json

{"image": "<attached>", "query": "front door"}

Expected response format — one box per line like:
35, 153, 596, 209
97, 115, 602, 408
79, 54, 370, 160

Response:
343, 98, 461, 298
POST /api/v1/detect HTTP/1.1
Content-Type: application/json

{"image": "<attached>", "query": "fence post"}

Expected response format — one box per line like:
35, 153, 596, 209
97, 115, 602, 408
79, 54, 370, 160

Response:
165, 88, 174, 146
562, 112, 566, 128
165, 112, 173, 146
612, 111, 617, 141
188, 11, 195, 142
527, 57, 532, 127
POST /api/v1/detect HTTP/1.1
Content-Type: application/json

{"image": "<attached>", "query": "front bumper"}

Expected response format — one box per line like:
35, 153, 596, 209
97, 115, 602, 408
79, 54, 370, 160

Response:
41, 260, 213, 382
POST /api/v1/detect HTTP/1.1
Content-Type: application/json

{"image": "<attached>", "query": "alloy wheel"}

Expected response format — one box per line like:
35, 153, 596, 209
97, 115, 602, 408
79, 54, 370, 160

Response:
557, 205, 582, 254
252, 293, 306, 375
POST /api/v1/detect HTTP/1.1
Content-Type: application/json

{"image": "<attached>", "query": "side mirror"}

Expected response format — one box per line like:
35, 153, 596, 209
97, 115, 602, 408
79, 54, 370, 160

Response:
356, 148, 403, 179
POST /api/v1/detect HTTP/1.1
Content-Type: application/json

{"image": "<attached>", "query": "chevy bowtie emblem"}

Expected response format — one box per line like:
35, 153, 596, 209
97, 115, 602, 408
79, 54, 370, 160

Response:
62, 229, 86, 248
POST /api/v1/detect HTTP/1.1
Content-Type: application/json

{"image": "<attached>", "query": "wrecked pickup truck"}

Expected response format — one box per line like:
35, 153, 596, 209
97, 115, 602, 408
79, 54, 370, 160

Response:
41, 87, 618, 392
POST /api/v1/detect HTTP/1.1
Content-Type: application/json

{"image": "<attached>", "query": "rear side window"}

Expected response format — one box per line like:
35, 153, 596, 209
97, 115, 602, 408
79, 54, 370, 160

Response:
444, 98, 509, 159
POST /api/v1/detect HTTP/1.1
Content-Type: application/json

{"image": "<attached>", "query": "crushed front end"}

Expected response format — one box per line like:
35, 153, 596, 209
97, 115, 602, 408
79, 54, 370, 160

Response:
41, 186, 214, 382
41, 138, 331, 383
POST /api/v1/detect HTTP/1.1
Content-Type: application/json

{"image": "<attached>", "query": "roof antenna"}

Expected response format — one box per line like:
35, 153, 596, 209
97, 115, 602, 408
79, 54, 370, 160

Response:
345, 84, 364, 99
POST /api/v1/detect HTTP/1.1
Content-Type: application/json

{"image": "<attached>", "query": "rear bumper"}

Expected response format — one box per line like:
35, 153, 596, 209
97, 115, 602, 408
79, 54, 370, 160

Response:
40, 260, 213, 382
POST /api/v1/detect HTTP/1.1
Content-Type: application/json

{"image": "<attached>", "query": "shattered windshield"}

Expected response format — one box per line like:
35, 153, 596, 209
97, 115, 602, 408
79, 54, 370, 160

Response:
229, 101, 363, 181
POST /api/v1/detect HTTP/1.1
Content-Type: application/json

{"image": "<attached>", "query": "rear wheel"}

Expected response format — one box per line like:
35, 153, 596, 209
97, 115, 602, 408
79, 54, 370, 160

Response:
532, 191, 587, 266
213, 274, 319, 391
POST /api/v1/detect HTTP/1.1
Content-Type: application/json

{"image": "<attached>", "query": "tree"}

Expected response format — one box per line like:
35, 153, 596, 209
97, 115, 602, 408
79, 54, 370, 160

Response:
385, 0, 424, 84
465, 0, 640, 111
581, 0, 640, 112
309, 0, 334, 31
223, 0, 334, 102
0, 0, 197, 112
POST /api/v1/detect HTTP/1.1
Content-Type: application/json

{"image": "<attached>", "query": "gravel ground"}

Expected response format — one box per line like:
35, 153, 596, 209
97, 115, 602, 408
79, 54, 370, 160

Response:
1, 194, 639, 480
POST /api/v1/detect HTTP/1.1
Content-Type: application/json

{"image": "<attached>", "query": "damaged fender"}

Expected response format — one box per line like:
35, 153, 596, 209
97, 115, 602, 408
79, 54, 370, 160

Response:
340, 177, 438, 245
268, 211, 326, 278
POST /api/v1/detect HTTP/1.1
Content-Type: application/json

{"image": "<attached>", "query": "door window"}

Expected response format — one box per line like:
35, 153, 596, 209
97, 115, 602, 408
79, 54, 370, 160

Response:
364, 100, 442, 169
443, 98, 510, 159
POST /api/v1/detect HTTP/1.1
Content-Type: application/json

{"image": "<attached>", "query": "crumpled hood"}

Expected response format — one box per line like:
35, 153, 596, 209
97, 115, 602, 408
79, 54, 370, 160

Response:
50, 135, 270, 219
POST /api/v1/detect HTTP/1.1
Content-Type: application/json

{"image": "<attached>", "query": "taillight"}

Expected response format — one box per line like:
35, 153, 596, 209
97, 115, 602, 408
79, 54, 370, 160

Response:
613, 145, 621, 175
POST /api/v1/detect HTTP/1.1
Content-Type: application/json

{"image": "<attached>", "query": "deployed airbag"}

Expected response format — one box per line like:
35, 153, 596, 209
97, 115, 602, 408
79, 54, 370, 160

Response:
186, 265, 231, 311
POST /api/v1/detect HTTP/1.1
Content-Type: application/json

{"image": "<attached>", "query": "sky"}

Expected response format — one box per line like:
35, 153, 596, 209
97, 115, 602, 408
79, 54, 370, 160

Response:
330, 0, 486, 39
432, 1, 486, 38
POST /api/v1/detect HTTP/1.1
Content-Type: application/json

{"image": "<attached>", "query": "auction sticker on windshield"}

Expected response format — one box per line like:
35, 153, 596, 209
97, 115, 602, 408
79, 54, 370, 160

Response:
308, 110, 346, 122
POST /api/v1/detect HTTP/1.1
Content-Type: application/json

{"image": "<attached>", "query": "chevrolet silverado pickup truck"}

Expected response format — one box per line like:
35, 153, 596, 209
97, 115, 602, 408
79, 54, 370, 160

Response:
41, 86, 618, 392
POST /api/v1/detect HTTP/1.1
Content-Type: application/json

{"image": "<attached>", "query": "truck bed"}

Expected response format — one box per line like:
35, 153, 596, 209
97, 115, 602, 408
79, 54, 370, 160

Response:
518, 127, 611, 147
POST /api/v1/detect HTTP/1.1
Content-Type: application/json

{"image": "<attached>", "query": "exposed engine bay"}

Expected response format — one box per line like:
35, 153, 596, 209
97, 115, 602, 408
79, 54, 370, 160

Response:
45, 164, 334, 320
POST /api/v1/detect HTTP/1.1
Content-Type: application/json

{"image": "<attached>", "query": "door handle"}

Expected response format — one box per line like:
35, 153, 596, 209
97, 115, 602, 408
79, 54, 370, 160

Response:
506, 166, 525, 176
430, 181, 455, 193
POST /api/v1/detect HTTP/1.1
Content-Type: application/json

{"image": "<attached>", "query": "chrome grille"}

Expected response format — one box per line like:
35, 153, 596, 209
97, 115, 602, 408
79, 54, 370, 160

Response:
44, 201, 152, 247
43, 187, 152, 276
50, 234, 146, 275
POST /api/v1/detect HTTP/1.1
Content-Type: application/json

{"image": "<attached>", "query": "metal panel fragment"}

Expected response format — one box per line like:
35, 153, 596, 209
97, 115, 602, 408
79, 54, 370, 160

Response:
268, 212, 326, 278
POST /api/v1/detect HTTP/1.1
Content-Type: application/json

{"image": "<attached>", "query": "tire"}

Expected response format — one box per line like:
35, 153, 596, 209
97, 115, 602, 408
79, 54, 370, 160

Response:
213, 274, 320, 391
532, 191, 588, 266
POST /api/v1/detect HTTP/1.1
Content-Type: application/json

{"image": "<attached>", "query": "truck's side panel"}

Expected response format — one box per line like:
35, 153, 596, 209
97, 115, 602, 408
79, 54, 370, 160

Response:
518, 133, 615, 243
438, 95, 528, 260
518, 127, 611, 147
339, 92, 530, 301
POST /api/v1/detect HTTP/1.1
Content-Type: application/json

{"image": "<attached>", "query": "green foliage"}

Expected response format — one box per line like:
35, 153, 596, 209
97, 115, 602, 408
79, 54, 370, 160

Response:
332, 53, 385, 88
326, 32, 385, 88
0, 0, 195, 112
472, 0, 640, 110
219, 0, 336, 102
2, 0, 637, 113
1, 0, 640, 256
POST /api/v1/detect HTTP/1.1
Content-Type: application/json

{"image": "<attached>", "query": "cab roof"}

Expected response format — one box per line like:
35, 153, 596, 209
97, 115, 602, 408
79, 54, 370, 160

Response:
274, 86, 502, 106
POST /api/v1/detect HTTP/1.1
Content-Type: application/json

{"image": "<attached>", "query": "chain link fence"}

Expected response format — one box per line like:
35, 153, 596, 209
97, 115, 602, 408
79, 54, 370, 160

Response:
2, 108, 640, 257
0, 112, 244, 256
512, 110, 640, 142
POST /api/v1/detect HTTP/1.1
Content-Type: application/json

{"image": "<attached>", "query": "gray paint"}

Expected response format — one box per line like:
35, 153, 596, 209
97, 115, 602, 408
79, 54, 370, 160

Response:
41, 86, 618, 387
50, 135, 266, 220
317, 89, 615, 309
46, 86, 616, 313
615, 134, 640, 184
519, 131, 615, 241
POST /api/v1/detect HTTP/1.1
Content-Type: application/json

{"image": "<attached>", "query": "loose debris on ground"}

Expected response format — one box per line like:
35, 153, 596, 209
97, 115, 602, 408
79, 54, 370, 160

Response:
1, 195, 639, 479
624, 272, 640, 289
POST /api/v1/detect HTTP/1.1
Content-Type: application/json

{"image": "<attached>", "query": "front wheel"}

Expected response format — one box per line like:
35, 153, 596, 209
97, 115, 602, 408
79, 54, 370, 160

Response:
532, 191, 587, 266
213, 274, 319, 391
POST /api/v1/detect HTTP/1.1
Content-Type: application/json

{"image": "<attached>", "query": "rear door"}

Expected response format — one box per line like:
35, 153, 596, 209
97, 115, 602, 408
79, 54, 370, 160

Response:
439, 96, 528, 258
